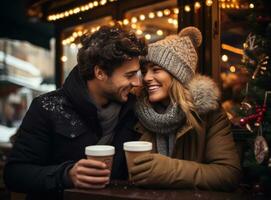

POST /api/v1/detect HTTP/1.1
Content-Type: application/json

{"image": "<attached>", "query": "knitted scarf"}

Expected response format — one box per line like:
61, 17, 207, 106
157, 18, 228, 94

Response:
135, 98, 185, 156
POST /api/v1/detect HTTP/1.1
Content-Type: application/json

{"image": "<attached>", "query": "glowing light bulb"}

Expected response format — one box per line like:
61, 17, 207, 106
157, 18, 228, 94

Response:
184, 5, 191, 12
221, 54, 228, 62
206, 0, 213, 7
145, 34, 151, 40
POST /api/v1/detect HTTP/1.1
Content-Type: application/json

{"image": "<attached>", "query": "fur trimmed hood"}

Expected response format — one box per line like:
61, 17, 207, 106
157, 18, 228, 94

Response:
187, 75, 221, 115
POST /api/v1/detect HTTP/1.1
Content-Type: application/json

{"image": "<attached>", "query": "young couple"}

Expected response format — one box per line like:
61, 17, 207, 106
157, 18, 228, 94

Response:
4, 25, 241, 200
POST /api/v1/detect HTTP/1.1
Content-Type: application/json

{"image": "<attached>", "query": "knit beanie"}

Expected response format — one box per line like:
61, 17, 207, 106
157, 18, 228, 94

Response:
145, 26, 202, 85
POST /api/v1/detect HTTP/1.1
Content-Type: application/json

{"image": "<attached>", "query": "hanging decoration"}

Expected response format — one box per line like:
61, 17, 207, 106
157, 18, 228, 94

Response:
254, 125, 269, 164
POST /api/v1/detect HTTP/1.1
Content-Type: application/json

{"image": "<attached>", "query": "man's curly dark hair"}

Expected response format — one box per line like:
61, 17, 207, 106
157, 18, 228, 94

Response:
77, 25, 147, 80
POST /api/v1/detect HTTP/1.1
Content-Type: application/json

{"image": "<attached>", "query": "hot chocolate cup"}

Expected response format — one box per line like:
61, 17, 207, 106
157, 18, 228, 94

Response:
123, 141, 152, 179
85, 145, 115, 171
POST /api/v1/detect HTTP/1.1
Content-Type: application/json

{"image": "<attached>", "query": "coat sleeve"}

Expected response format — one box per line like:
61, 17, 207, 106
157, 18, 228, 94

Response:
139, 109, 241, 191
167, 109, 241, 191
3, 97, 74, 193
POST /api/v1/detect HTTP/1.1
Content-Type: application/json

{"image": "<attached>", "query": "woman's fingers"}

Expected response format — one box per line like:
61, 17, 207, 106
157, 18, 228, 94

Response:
130, 162, 152, 176
133, 154, 153, 165
131, 170, 150, 183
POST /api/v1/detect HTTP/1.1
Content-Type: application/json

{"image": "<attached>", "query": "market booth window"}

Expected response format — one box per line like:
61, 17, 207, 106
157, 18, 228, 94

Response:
0, 39, 55, 130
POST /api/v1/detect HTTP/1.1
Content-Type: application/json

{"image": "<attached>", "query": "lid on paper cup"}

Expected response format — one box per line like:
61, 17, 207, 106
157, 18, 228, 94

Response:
85, 145, 115, 156
123, 141, 152, 152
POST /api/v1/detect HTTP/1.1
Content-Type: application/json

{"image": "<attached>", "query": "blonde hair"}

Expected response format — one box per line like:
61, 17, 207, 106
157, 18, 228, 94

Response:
169, 78, 202, 131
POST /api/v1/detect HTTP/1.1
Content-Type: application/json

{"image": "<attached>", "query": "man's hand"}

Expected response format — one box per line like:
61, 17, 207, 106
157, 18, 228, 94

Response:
69, 159, 111, 189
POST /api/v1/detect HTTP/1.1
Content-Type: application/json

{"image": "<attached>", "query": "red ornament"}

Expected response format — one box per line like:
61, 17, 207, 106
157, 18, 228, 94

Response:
240, 105, 267, 129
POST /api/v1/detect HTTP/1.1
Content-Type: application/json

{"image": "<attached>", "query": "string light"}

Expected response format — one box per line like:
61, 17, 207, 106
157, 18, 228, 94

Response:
47, 0, 117, 21
156, 11, 163, 17
93, 1, 99, 7
184, 5, 191, 12
222, 54, 229, 62
145, 34, 151, 40
194, 2, 201, 10
173, 8, 179, 14
70, 43, 77, 49
218, 0, 254, 9
136, 29, 143, 35
230, 65, 236, 73
131, 24, 137, 29
173, 19, 178, 26
163, 9, 171, 16
123, 19, 129, 25
139, 14, 146, 21
131, 17, 138, 23
156, 30, 163, 36
148, 12, 155, 19
61, 56, 68, 62
100, 0, 107, 6
168, 18, 173, 24
206, 0, 213, 6
62, 7, 179, 45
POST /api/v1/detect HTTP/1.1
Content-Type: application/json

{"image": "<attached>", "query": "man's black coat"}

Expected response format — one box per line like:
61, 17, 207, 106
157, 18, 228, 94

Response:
4, 66, 140, 200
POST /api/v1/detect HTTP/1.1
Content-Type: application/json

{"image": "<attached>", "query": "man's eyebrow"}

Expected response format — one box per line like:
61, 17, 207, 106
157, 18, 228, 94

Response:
125, 70, 138, 75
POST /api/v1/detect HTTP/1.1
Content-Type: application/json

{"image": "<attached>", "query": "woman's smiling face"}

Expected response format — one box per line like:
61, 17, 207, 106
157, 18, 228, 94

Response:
142, 62, 173, 104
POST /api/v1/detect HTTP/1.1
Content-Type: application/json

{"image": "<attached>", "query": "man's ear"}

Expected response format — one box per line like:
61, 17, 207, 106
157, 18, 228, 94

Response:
94, 65, 107, 80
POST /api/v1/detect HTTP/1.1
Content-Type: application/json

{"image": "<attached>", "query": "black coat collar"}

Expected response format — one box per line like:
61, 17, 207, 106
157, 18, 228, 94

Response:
62, 66, 136, 125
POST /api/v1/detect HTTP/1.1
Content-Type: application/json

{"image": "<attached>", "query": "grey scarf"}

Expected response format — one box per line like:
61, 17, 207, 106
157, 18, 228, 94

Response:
135, 98, 185, 156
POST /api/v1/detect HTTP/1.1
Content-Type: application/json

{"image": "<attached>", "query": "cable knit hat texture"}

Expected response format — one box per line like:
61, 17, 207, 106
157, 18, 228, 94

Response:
145, 26, 202, 85
144, 26, 221, 114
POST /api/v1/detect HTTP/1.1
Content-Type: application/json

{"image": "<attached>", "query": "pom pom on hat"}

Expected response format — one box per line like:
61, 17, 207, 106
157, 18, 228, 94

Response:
178, 26, 202, 48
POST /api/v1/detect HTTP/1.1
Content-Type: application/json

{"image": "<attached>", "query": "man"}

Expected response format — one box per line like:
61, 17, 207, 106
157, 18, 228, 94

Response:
4, 25, 147, 200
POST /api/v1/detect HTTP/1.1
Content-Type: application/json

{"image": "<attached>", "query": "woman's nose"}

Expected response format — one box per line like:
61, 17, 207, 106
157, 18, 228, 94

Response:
143, 70, 153, 82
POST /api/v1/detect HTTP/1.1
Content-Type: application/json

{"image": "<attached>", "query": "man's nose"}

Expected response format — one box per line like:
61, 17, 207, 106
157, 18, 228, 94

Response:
131, 71, 142, 87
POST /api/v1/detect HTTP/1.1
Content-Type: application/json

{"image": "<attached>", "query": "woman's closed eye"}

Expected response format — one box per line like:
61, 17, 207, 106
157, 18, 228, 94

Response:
152, 66, 162, 73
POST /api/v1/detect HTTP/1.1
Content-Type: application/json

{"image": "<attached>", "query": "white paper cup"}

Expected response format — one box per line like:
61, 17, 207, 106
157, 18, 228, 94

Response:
123, 141, 152, 179
85, 145, 115, 170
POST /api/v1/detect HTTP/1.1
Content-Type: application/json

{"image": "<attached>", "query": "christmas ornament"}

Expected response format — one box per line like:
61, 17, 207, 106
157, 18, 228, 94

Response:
240, 91, 270, 131
254, 125, 269, 164
240, 83, 253, 113
239, 105, 266, 131
242, 33, 269, 79
252, 54, 269, 79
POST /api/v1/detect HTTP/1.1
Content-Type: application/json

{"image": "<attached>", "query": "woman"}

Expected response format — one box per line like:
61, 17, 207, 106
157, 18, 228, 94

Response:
131, 27, 241, 191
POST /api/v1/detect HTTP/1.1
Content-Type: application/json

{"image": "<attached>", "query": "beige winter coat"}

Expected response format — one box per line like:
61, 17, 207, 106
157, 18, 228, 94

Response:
132, 74, 242, 191
133, 108, 241, 191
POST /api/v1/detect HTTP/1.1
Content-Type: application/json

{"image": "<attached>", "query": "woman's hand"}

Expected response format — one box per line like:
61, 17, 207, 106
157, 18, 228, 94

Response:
130, 153, 175, 187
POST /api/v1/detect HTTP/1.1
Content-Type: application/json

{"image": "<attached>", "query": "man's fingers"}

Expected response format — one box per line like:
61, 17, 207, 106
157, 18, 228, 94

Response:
78, 159, 107, 169
77, 166, 110, 177
77, 174, 109, 185
130, 162, 152, 175
74, 180, 107, 189
133, 154, 153, 165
